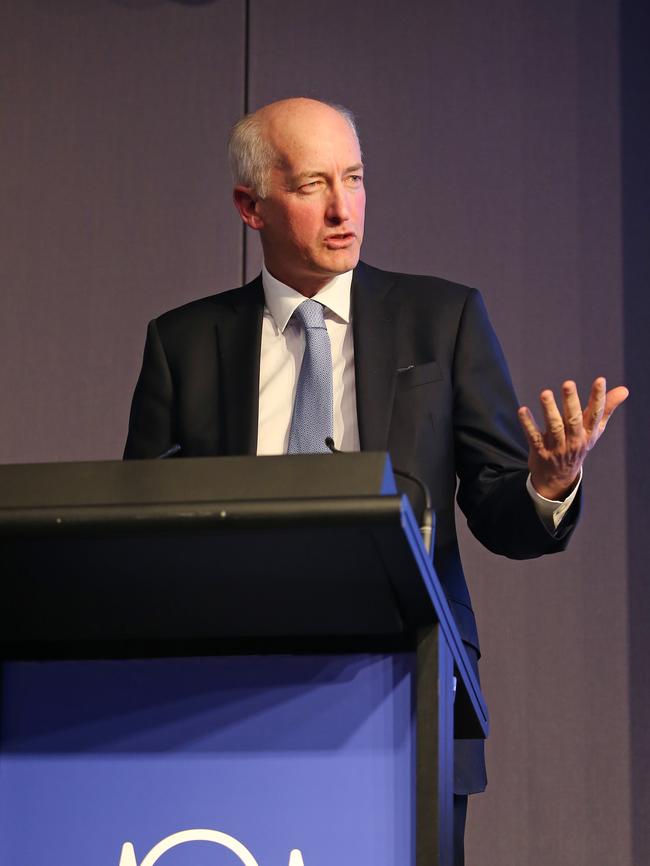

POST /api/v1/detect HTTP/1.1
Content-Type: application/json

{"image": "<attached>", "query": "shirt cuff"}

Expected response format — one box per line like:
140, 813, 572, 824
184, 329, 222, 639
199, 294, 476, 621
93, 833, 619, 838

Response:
526, 469, 582, 531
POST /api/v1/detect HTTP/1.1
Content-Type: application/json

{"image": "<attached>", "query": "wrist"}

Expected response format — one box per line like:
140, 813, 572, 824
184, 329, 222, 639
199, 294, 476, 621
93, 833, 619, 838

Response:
530, 472, 580, 501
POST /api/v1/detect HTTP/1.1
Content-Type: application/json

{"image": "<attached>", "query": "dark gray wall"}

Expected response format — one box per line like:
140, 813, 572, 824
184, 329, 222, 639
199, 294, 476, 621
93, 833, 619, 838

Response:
0, 0, 245, 462
1, 2, 645, 864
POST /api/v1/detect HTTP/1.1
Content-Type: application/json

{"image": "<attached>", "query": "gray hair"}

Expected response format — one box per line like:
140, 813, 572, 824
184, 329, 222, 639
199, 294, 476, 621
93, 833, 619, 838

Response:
228, 101, 360, 199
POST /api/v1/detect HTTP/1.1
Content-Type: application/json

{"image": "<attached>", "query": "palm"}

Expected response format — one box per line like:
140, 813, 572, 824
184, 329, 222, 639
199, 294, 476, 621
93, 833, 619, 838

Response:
518, 378, 628, 500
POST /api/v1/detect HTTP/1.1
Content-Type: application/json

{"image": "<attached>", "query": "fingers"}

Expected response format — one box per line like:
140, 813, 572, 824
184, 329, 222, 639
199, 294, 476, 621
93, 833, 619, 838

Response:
518, 406, 544, 453
540, 388, 566, 448
561, 380, 584, 442
603, 385, 630, 421
583, 377, 606, 437
523, 377, 629, 455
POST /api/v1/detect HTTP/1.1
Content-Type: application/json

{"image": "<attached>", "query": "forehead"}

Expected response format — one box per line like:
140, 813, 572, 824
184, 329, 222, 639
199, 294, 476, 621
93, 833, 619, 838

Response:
266, 107, 361, 173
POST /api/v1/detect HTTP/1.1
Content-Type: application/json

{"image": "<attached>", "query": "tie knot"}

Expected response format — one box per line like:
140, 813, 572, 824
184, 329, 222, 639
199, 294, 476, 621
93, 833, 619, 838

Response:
293, 299, 327, 331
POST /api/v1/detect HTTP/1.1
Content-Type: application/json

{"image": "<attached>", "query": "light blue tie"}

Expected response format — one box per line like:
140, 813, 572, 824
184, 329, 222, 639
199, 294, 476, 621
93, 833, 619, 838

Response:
287, 299, 334, 453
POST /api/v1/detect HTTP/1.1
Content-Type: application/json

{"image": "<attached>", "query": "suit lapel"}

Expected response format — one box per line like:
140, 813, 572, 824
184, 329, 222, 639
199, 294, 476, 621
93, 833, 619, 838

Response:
214, 277, 264, 455
213, 265, 398, 455
352, 262, 398, 451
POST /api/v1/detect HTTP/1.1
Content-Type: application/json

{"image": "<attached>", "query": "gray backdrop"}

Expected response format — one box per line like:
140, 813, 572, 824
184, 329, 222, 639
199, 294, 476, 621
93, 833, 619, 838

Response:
1, 1, 647, 864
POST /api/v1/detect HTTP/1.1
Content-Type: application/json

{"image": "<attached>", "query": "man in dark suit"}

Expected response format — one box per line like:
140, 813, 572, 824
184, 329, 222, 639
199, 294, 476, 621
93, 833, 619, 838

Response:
124, 97, 628, 863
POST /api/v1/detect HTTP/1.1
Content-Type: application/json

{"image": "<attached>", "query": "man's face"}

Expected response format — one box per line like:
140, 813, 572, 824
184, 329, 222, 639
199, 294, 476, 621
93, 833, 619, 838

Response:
249, 102, 365, 295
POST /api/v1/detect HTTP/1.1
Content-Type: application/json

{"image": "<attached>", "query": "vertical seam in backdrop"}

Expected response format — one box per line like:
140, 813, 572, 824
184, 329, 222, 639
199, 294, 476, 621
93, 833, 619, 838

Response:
241, 0, 251, 286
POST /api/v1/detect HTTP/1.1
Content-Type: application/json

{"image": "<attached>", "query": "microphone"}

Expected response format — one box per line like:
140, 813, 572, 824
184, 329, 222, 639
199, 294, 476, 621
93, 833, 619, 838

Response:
325, 437, 434, 558
157, 443, 182, 459
393, 467, 434, 558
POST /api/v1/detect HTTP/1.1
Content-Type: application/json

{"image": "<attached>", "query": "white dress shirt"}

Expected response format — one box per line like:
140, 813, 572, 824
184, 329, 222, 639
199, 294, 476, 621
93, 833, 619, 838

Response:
257, 264, 359, 455
256, 262, 579, 530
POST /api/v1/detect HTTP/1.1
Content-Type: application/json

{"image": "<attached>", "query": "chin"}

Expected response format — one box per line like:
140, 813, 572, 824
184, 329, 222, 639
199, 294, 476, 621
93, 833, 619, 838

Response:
321, 249, 360, 274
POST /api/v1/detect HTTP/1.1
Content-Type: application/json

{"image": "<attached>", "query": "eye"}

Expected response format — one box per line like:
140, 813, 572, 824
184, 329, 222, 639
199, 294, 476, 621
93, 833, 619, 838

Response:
298, 179, 323, 193
346, 174, 364, 186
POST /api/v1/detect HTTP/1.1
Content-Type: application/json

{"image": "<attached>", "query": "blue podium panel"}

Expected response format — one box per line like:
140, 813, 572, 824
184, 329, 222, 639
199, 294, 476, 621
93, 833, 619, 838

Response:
0, 655, 416, 866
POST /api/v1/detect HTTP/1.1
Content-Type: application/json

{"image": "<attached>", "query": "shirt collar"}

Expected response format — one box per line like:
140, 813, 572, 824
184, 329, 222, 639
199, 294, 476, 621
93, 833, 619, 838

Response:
262, 263, 353, 333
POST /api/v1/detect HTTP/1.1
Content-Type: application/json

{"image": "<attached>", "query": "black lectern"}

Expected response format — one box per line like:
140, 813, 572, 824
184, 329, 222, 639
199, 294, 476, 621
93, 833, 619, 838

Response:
0, 454, 487, 866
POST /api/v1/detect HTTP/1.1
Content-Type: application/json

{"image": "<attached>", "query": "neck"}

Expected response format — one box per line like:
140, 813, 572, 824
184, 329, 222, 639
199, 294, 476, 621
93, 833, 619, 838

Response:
263, 265, 338, 297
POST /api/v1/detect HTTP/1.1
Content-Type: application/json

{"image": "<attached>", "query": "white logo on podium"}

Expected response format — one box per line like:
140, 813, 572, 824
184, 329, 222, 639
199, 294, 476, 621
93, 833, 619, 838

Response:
117, 828, 305, 866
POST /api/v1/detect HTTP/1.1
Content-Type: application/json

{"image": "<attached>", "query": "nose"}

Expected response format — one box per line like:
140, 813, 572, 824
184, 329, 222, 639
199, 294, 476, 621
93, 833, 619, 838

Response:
326, 181, 351, 224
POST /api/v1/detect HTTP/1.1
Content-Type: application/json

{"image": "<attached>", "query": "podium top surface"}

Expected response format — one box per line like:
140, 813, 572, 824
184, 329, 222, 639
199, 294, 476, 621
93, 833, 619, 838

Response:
0, 452, 397, 515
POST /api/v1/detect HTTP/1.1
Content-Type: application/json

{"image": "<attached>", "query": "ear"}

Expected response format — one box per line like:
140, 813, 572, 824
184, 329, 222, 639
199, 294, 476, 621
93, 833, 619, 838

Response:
233, 186, 264, 230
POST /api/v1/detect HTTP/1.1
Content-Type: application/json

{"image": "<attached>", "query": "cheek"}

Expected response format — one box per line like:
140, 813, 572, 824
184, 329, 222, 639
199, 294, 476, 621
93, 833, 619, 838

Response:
355, 191, 367, 226
286, 209, 322, 247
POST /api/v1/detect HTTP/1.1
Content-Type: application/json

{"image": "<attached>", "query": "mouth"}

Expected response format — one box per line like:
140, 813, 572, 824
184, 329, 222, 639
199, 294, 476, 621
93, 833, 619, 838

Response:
324, 232, 356, 249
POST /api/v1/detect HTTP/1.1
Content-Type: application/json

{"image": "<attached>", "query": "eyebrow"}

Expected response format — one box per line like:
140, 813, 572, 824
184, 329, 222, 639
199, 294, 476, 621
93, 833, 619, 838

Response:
293, 163, 364, 183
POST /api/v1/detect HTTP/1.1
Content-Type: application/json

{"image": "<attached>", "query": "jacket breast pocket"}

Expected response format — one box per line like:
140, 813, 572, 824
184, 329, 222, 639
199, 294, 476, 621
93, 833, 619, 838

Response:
396, 360, 442, 390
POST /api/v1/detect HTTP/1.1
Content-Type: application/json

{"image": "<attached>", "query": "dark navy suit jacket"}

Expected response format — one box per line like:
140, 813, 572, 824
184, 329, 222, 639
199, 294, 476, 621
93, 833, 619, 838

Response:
124, 260, 579, 793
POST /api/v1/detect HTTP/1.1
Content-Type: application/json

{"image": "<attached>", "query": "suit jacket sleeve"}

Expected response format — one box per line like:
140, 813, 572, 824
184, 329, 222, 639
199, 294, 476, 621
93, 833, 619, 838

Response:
123, 319, 175, 460
452, 288, 580, 558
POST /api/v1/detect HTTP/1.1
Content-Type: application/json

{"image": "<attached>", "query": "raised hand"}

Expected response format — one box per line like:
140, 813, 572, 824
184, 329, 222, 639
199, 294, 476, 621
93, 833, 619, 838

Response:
517, 377, 629, 500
